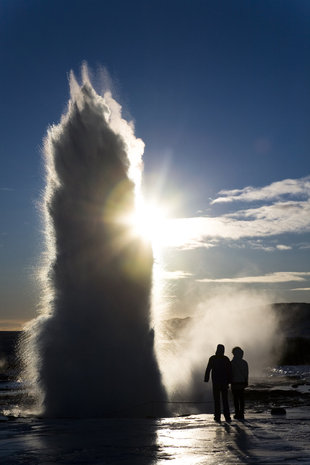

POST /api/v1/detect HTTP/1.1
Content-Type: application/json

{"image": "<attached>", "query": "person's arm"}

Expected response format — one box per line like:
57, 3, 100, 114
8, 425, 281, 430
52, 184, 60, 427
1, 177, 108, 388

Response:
225, 357, 232, 384
245, 361, 249, 386
204, 357, 213, 382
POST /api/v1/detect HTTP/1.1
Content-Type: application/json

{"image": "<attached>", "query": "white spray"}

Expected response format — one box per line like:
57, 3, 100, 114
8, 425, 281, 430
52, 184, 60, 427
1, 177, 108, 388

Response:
21, 66, 167, 417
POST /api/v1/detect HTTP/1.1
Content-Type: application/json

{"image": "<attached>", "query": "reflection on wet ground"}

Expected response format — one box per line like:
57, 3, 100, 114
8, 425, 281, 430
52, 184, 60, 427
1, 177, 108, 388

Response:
0, 409, 310, 464
155, 410, 310, 464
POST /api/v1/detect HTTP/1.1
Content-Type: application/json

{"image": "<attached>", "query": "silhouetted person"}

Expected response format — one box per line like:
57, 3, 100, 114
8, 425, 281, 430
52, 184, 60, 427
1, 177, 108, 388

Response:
231, 347, 248, 420
204, 344, 232, 422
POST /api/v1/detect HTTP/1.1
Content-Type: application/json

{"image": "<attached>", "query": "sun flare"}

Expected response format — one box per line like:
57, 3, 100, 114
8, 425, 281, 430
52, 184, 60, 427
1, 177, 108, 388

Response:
132, 200, 167, 246
127, 198, 196, 250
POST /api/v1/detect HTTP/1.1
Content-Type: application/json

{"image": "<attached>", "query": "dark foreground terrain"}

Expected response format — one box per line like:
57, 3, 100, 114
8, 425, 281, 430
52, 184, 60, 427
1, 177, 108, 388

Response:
0, 304, 310, 464
1, 302, 310, 416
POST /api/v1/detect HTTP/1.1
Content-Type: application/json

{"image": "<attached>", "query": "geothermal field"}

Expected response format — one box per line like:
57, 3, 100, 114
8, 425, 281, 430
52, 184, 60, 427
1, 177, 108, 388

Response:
1, 71, 310, 464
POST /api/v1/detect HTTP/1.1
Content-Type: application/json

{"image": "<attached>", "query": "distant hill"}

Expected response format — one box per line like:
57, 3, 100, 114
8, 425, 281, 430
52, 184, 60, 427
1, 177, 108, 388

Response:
0, 331, 21, 374
271, 303, 310, 364
272, 303, 310, 337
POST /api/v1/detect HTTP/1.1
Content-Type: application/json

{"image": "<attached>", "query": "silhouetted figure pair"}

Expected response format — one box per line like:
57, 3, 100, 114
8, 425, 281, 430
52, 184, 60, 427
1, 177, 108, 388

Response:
204, 344, 248, 422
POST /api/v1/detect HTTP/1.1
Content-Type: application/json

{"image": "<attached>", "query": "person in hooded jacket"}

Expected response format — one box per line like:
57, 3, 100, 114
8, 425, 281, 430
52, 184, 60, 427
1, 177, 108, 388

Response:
231, 346, 249, 420
204, 344, 232, 422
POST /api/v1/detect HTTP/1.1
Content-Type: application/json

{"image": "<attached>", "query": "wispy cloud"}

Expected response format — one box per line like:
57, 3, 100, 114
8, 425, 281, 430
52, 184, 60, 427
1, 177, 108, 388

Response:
197, 271, 310, 284
298, 242, 310, 250
244, 240, 291, 252
291, 287, 310, 291
211, 175, 310, 204
276, 244, 292, 251
0, 187, 14, 192
164, 176, 310, 250
162, 270, 193, 280
165, 200, 310, 248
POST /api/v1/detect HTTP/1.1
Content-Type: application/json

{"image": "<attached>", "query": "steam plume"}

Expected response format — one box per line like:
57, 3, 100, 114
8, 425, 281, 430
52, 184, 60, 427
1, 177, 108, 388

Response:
156, 285, 280, 408
22, 66, 167, 417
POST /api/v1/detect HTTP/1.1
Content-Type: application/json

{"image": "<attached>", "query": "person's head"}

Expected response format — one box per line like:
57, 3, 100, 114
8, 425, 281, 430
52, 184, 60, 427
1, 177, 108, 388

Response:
232, 346, 244, 359
216, 344, 225, 355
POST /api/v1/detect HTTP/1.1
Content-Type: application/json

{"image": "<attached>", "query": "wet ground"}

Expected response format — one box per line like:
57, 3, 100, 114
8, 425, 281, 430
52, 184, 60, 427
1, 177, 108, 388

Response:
1, 359, 310, 464
1, 408, 310, 464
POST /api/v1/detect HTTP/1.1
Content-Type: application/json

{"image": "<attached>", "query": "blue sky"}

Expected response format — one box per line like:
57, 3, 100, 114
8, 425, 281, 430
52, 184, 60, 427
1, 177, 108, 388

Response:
1, 0, 310, 329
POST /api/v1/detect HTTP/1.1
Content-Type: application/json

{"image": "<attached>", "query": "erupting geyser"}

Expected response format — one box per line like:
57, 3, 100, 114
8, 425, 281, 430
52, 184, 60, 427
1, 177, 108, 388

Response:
21, 67, 167, 417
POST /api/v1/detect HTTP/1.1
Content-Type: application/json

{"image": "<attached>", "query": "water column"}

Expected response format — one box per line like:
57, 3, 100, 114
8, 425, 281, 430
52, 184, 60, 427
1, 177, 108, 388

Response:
22, 68, 167, 417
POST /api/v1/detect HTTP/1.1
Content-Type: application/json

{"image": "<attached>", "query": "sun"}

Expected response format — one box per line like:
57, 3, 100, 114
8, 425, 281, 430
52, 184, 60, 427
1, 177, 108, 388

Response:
128, 197, 195, 250
126, 195, 193, 250
131, 199, 167, 246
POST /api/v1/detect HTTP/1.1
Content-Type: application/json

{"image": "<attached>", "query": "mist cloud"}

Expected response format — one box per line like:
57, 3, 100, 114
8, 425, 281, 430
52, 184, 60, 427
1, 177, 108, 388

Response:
156, 289, 280, 406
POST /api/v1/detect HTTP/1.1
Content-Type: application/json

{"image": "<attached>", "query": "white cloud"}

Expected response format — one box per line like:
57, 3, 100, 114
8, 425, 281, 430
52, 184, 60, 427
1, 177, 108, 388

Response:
211, 175, 310, 204
290, 287, 310, 291
197, 271, 310, 284
162, 270, 193, 280
298, 243, 310, 250
164, 199, 310, 249
163, 176, 310, 250
276, 244, 292, 251
246, 240, 275, 252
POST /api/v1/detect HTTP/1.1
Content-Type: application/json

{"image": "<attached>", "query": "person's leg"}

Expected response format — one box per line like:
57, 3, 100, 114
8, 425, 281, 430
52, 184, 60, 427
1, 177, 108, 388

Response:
213, 384, 221, 421
232, 389, 240, 418
221, 386, 231, 421
239, 389, 245, 419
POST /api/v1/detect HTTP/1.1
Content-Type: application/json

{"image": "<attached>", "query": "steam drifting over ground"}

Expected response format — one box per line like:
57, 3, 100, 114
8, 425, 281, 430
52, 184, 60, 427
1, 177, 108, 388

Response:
20, 66, 167, 417
155, 283, 281, 405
